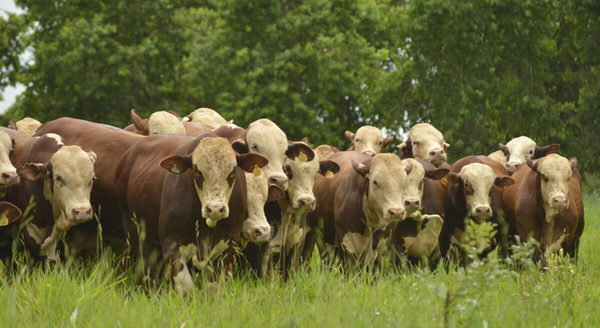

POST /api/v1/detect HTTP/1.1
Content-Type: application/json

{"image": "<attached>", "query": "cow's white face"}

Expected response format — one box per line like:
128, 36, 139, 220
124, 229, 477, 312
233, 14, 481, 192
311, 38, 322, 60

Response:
346, 126, 392, 155
529, 154, 575, 218
184, 107, 229, 127
452, 163, 514, 221
246, 119, 289, 196
0, 131, 18, 187
284, 149, 320, 212
400, 123, 448, 166
401, 159, 425, 217
503, 136, 536, 173
354, 154, 409, 229
15, 117, 42, 136
314, 144, 339, 161
148, 111, 186, 135
19, 143, 96, 231
243, 170, 271, 243
161, 137, 269, 227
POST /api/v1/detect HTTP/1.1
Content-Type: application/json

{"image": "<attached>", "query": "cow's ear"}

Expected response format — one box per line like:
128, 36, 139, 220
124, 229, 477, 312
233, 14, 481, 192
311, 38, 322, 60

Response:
160, 155, 192, 174
527, 158, 539, 172
534, 144, 560, 159
0, 201, 22, 226
87, 151, 97, 164
397, 137, 413, 158
569, 157, 578, 170
232, 140, 249, 154
182, 115, 191, 122
383, 136, 394, 148
495, 176, 515, 187
130, 109, 149, 135
443, 142, 450, 151
236, 153, 269, 172
319, 160, 340, 176
8, 119, 17, 130
345, 130, 355, 144
301, 137, 310, 145
18, 162, 50, 180
286, 142, 315, 161
498, 143, 509, 156
352, 159, 371, 177
427, 168, 449, 180
447, 172, 461, 186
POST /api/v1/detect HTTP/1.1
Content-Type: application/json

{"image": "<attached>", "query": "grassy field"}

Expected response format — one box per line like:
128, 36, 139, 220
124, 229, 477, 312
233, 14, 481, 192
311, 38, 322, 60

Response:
0, 193, 598, 327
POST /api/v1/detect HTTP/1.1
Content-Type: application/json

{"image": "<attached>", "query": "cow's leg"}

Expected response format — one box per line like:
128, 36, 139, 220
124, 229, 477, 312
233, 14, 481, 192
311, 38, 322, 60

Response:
171, 243, 197, 296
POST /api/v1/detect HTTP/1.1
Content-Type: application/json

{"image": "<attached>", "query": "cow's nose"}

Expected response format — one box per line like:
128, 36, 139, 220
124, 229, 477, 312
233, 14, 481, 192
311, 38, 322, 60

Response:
552, 196, 568, 208
429, 149, 446, 157
387, 207, 405, 220
404, 198, 421, 210
1, 172, 18, 185
253, 226, 271, 242
474, 205, 492, 219
363, 150, 376, 157
268, 175, 288, 189
207, 204, 227, 215
296, 195, 315, 208
506, 162, 520, 174
72, 207, 92, 220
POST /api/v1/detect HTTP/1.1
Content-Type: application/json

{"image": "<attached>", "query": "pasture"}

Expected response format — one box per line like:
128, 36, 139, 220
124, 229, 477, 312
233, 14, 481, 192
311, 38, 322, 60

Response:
0, 192, 597, 327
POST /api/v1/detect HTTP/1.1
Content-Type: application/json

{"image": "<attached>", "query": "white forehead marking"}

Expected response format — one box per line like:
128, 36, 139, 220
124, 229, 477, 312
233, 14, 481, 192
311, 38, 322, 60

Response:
43, 133, 64, 146
16, 117, 42, 136
148, 111, 185, 135
459, 163, 495, 183
192, 137, 236, 173
538, 154, 571, 177
410, 123, 444, 141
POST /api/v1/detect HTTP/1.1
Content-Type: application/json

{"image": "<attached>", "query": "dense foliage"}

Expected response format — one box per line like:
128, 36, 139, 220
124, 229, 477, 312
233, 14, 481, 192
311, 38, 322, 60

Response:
1, 0, 598, 172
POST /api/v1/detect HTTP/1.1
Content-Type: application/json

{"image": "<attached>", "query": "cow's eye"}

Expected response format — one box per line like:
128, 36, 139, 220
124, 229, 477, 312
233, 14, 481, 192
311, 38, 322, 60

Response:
356, 138, 360, 143
373, 180, 379, 187
284, 165, 293, 180
251, 145, 259, 151
529, 150, 534, 154
413, 141, 419, 146
379, 141, 383, 146
227, 170, 236, 186
194, 170, 204, 187
55, 175, 64, 185
541, 175, 549, 183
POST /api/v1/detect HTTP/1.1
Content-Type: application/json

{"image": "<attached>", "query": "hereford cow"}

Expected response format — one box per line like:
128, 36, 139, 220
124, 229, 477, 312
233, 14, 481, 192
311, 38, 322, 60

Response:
502, 154, 583, 262
14, 134, 96, 261
440, 156, 514, 261
398, 123, 449, 167
345, 126, 393, 155
391, 158, 448, 266
114, 133, 269, 294
8, 117, 42, 136
488, 136, 560, 174
305, 151, 412, 269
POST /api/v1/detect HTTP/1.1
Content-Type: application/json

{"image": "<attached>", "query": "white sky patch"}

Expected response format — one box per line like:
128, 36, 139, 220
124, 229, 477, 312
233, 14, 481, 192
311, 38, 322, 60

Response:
0, 0, 26, 114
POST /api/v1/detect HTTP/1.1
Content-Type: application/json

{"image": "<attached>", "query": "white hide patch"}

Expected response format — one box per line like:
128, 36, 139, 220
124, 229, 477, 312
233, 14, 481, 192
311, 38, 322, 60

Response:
0, 131, 17, 187
148, 111, 186, 135
185, 107, 229, 128
44, 133, 64, 146
536, 154, 573, 221
242, 171, 270, 243
285, 151, 319, 211
505, 136, 536, 165
488, 150, 507, 166
16, 117, 42, 136
246, 119, 288, 190
174, 243, 198, 295
404, 123, 447, 164
26, 222, 48, 244
402, 158, 426, 217
269, 219, 304, 253
458, 163, 496, 219
402, 215, 443, 257
314, 145, 338, 161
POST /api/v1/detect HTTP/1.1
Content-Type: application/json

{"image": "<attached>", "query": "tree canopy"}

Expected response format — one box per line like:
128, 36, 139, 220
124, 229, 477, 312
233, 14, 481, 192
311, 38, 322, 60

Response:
1, 0, 598, 173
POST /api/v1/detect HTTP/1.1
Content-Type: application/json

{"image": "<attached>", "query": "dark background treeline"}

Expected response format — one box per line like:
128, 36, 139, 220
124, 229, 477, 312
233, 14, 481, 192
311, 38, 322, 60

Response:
0, 0, 598, 176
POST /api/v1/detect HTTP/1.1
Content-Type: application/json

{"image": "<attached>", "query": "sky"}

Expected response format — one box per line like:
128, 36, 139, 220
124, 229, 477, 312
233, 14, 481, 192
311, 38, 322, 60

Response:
0, 0, 25, 114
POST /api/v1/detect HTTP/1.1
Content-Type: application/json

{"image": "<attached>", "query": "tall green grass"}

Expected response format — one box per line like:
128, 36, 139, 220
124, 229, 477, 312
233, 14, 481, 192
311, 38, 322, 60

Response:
0, 194, 598, 327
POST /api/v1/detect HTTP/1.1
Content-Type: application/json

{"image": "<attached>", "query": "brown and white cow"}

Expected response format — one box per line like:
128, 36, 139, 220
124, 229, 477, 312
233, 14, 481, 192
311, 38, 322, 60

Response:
391, 158, 448, 266
14, 134, 96, 260
8, 117, 42, 136
440, 156, 514, 261
502, 154, 583, 262
305, 151, 411, 269
114, 133, 268, 294
182, 107, 230, 128
345, 125, 393, 155
489, 136, 560, 174
398, 123, 449, 167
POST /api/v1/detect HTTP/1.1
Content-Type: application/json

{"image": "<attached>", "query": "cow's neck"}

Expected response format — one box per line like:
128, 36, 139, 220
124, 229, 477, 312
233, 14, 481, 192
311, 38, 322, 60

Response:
361, 195, 384, 232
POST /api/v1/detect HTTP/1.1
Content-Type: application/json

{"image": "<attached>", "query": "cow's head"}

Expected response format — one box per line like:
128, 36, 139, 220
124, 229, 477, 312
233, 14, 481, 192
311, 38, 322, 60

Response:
183, 107, 229, 127
242, 170, 271, 243
148, 111, 186, 135
241, 119, 308, 202
352, 154, 411, 228
448, 163, 514, 221
0, 131, 19, 188
314, 144, 340, 161
499, 136, 560, 174
18, 143, 96, 230
398, 123, 448, 166
13, 117, 42, 136
401, 158, 449, 217
284, 144, 340, 212
345, 126, 393, 156
527, 154, 576, 218
160, 137, 268, 227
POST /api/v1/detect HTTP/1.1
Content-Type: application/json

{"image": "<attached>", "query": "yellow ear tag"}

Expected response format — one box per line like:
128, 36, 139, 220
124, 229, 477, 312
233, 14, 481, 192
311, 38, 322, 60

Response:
253, 165, 263, 177
325, 170, 335, 179
297, 151, 308, 162
440, 176, 448, 186
0, 212, 9, 226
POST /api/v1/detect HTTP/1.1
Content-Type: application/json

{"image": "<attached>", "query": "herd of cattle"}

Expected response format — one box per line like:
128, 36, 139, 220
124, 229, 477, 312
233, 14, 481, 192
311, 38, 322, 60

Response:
0, 108, 584, 294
